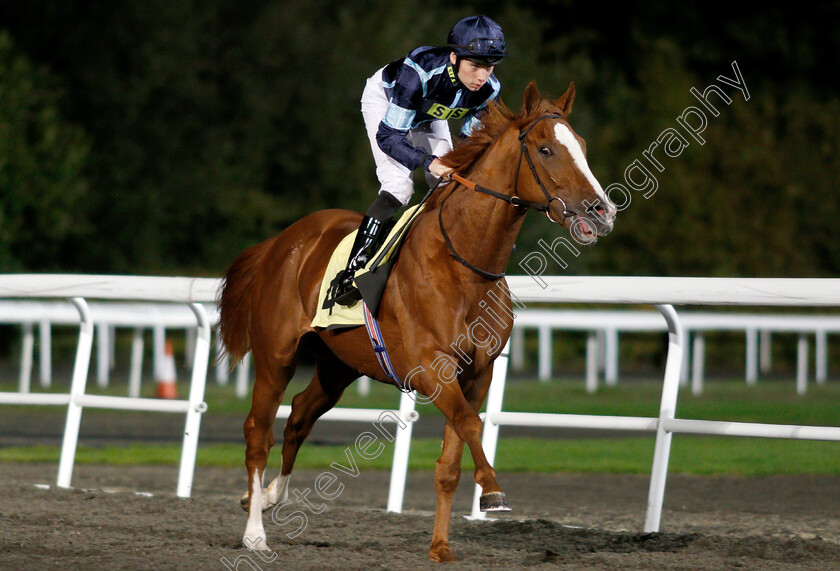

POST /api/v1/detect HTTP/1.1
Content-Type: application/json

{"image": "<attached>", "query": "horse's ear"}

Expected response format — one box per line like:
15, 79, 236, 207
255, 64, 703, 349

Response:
555, 82, 576, 117
522, 81, 542, 114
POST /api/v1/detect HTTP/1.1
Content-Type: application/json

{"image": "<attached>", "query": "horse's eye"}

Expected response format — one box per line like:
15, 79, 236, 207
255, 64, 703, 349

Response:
539, 147, 553, 156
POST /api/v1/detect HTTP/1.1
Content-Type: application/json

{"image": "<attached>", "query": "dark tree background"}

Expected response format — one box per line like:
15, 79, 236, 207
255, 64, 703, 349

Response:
1, 1, 838, 277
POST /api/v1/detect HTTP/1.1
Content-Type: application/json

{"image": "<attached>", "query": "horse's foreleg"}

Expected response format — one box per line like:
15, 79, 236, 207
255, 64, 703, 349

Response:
434, 398, 502, 498
463, 366, 509, 512
428, 366, 500, 562
242, 374, 285, 551
428, 366, 508, 510
428, 420, 464, 563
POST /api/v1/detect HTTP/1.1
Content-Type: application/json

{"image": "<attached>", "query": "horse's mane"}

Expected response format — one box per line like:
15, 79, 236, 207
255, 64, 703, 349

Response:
426, 99, 529, 210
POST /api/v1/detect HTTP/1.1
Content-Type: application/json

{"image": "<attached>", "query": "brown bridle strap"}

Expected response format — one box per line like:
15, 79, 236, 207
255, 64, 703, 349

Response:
448, 113, 575, 223
449, 173, 548, 213
439, 113, 576, 280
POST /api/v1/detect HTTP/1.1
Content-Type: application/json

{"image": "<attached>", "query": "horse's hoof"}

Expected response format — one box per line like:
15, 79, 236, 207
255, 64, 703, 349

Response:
243, 534, 272, 552
479, 491, 511, 512
241, 489, 279, 512
428, 543, 456, 562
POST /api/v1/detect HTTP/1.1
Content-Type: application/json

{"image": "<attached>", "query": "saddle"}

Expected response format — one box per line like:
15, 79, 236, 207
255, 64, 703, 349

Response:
311, 204, 424, 329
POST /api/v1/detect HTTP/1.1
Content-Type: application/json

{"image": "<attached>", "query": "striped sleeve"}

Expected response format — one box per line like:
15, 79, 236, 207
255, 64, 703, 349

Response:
377, 58, 434, 171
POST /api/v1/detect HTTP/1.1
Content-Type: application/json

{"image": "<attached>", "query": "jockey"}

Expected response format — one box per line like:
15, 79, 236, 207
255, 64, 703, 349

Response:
333, 15, 508, 306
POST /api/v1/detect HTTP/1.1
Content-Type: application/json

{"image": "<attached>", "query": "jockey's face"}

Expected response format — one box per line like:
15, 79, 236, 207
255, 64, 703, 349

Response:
450, 52, 494, 92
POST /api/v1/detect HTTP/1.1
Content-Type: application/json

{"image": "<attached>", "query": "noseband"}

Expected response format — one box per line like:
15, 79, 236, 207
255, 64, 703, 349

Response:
439, 113, 577, 279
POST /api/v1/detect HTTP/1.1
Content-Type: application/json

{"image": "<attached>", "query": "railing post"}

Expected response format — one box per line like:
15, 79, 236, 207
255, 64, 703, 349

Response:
691, 332, 705, 396
97, 322, 110, 388
39, 319, 52, 387
236, 352, 251, 398
585, 330, 598, 393
215, 334, 229, 385
153, 324, 166, 380
604, 328, 619, 386
538, 325, 551, 381
745, 328, 758, 385
386, 391, 419, 513
644, 304, 684, 532
760, 330, 772, 374
57, 297, 94, 489
815, 330, 827, 384
128, 327, 144, 398
796, 334, 809, 395
511, 326, 525, 371
469, 339, 510, 520
176, 303, 211, 498
679, 330, 690, 387
18, 322, 34, 393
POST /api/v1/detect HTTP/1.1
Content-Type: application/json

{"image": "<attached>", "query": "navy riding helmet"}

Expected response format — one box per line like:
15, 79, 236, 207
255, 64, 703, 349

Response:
447, 15, 507, 65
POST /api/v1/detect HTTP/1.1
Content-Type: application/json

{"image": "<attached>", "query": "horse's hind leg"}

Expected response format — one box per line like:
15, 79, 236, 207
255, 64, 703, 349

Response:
243, 357, 296, 551
279, 350, 359, 483
246, 353, 355, 527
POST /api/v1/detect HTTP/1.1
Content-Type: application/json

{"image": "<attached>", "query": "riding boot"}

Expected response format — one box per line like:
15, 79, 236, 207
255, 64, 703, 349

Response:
333, 216, 386, 305
332, 191, 403, 306
332, 192, 403, 306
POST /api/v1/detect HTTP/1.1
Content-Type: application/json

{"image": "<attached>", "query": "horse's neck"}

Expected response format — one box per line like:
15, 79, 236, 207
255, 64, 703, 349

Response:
439, 135, 526, 278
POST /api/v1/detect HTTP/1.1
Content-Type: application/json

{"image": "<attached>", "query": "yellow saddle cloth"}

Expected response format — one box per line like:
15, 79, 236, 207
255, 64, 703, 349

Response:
311, 204, 423, 329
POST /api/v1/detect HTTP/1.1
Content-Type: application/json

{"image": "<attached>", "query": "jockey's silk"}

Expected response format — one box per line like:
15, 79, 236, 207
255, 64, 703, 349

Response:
376, 46, 500, 172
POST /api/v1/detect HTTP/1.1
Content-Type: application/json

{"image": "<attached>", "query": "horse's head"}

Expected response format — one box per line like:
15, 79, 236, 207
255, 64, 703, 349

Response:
515, 81, 616, 243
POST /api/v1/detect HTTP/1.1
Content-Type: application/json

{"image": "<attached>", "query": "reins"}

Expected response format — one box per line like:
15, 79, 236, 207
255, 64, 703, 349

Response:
438, 113, 575, 280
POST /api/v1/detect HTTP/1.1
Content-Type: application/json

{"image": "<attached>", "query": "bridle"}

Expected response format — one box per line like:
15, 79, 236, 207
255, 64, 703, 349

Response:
439, 113, 576, 280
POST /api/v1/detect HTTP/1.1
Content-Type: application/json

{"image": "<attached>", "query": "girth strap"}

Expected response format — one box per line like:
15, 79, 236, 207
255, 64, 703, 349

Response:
362, 301, 410, 392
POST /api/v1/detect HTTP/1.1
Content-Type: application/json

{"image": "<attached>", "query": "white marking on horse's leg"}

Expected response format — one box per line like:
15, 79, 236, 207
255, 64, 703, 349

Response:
239, 470, 290, 512
243, 468, 270, 551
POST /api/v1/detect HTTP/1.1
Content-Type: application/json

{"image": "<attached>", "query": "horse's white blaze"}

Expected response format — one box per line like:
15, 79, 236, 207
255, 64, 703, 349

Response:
243, 468, 269, 550
553, 123, 613, 211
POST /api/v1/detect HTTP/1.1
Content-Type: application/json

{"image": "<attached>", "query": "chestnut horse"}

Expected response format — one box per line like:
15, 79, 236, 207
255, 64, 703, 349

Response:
218, 81, 616, 561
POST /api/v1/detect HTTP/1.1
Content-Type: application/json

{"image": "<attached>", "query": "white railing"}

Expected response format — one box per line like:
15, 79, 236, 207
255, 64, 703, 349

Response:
470, 276, 840, 533
0, 300, 220, 395
0, 274, 420, 506
511, 309, 839, 394
0, 276, 217, 498
4, 274, 840, 530
0, 275, 420, 507
0, 296, 210, 498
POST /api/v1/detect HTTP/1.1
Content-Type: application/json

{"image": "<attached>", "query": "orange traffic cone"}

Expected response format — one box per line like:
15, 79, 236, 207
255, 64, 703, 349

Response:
156, 341, 178, 399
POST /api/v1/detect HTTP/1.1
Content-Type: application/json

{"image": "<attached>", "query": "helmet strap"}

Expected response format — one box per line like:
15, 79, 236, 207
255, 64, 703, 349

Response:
451, 56, 468, 88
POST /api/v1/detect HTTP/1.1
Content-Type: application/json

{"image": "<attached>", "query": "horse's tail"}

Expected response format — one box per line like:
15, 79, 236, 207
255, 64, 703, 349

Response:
217, 240, 272, 367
